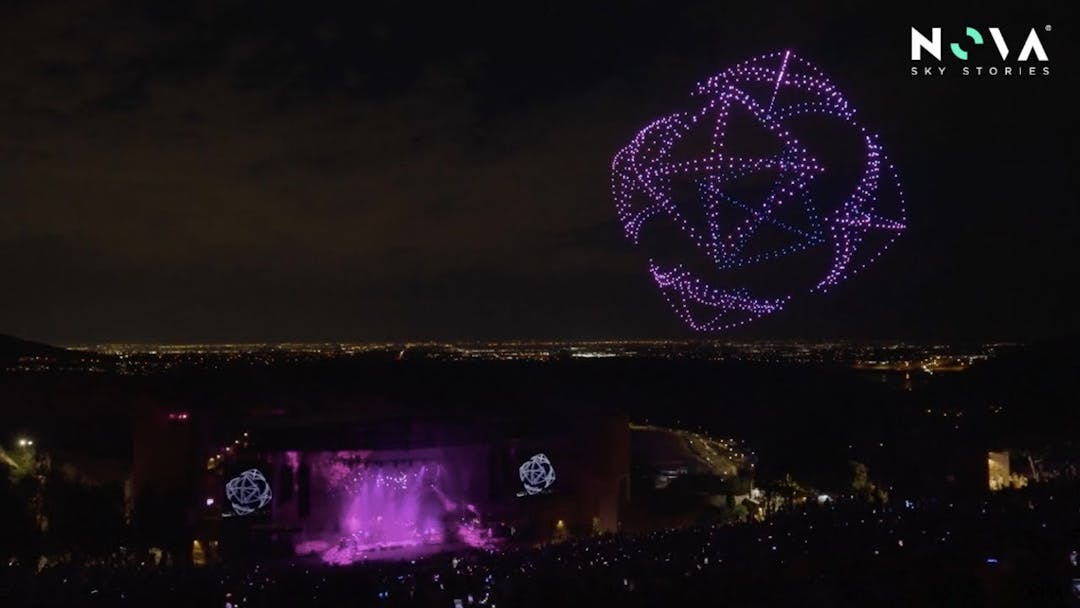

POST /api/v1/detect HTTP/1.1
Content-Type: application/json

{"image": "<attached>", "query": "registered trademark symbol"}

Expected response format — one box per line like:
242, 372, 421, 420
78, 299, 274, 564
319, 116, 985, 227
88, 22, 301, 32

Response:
1045, 25, 1051, 32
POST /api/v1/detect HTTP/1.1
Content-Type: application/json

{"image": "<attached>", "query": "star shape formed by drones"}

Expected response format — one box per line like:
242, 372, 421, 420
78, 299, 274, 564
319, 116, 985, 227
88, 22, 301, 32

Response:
612, 50, 907, 331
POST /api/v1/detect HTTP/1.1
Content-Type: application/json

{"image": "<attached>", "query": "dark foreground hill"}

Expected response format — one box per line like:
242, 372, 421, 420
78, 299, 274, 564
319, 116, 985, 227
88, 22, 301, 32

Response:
0, 333, 71, 364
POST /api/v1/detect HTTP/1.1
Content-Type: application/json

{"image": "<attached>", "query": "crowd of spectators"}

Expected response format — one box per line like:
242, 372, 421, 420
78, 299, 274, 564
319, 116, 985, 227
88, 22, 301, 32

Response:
3, 480, 1079, 607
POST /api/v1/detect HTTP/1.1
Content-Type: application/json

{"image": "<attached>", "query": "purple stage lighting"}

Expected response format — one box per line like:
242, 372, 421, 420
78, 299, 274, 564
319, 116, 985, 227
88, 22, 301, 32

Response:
340, 464, 444, 546
319, 461, 447, 564
612, 50, 907, 331
297, 453, 496, 565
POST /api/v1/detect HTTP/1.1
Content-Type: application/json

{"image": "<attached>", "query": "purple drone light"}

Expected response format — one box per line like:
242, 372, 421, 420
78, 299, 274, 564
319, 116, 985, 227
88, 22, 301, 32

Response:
612, 50, 906, 331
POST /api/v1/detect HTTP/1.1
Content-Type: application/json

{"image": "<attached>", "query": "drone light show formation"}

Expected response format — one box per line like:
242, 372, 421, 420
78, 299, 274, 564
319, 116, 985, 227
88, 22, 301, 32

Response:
612, 50, 907, 331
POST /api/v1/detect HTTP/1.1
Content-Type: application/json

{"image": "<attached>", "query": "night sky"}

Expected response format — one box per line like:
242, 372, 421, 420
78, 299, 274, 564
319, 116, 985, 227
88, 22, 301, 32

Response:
0, 1, 1071, 344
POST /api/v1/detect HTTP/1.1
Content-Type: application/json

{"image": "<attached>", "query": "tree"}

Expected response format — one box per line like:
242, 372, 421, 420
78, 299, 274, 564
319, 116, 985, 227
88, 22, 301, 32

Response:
1018, 450, 1043, 482
42, 469, 126, 555
1, 441, 37, 483
849, 461, 889, 505
0, 441, 45, 557
0, 474, 40, 557
850, 461, 872, 498
777, 473, 810, 505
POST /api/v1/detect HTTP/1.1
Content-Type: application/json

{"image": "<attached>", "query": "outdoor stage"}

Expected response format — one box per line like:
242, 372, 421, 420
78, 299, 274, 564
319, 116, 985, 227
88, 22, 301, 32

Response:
204, 413, 630, 565
263, 446, 497, 564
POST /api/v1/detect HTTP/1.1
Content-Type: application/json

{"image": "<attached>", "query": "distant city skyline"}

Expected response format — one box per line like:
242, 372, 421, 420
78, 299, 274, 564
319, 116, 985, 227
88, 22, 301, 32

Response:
6, 334, 1008, 378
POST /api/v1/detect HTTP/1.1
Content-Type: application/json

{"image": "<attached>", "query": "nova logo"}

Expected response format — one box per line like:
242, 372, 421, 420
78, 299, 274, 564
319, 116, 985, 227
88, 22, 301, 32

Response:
911, 27, 1049, 61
